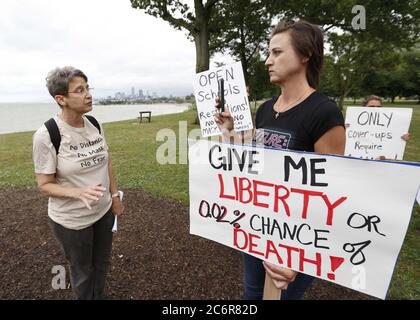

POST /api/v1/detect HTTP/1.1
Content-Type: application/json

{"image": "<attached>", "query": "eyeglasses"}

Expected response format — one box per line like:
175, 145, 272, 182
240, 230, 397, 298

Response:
66, 87, 95, 95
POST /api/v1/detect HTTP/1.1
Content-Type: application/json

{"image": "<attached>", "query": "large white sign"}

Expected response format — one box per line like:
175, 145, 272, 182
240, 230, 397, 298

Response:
344, 107, 412, 160
189, 139, 420, 299
193, 62, 253, 137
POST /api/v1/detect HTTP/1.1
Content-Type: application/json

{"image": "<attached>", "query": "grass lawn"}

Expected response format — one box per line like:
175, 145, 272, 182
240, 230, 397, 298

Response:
0, 103, 418, 299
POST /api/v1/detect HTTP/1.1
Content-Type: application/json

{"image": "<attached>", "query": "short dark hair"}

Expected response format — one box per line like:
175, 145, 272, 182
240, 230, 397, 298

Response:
363, 95, 382, 106
271, 20, 324, 89
46, 66, 88, 97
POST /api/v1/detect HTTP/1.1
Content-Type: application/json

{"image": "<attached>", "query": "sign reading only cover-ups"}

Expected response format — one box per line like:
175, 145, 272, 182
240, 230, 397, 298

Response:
344, 107, 412, 160
193, 62, 253, 137
189, 139, 420, 299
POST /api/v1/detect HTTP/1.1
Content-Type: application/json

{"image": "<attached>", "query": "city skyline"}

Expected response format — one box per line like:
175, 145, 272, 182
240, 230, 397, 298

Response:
0, 0, 233, 103
100, 86, 192, 101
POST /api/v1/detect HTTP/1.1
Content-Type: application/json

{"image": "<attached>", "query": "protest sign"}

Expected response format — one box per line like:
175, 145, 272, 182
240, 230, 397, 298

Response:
189, 139, 420, 299
344, 107, 412, 160
193, 62, 253, 137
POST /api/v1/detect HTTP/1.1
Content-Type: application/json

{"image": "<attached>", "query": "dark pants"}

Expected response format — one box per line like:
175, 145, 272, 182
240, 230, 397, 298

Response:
49, 209, 114, 300
242, 253, 315, 300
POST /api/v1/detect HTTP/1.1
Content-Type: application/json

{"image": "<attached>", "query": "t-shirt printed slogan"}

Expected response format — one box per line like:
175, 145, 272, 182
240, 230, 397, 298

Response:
254, 128, 292, 149
69, 137, 106, 169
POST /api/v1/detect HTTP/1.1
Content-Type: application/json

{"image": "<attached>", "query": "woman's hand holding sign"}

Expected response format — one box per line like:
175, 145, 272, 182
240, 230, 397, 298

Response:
401, 133, 411, 141
263, 261, 298, 290
214, 97, 234, 137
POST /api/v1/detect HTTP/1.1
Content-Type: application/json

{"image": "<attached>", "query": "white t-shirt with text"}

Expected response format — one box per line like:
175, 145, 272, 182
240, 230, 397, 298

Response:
33, 115, 112, 230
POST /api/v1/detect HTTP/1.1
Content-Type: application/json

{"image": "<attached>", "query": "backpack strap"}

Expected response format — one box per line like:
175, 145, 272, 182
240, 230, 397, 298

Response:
85, 115, 101, 134
44, 118, 61, 154
44, 116, 101, 155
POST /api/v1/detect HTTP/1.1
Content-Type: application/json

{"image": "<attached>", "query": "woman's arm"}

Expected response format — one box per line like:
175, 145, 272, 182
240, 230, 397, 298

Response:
214, 97, 245, 144
36, 173, 106, 210
108, 155, 124, 216
314, 125, 346, 155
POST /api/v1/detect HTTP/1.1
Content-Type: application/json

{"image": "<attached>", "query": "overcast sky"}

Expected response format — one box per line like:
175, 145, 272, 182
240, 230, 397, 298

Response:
0, 0, 234, 102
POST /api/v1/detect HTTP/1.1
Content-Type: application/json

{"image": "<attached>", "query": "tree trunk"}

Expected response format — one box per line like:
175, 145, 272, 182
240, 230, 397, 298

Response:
193, 29, 210, 124
338, 83, 346, 111
338, 94, 345, 111
239, 26, 249, 85
338, 78, 351, 111
193, 14, 210, 123
194, 20, 210, 73
338, 90, 349, 111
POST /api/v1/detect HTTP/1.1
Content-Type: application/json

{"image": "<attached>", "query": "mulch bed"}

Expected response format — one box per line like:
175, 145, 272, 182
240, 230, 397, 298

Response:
0, 188, 375, 300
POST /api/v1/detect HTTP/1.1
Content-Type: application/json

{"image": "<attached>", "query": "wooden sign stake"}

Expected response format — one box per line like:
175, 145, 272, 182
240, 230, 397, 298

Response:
263, 272, 282, 300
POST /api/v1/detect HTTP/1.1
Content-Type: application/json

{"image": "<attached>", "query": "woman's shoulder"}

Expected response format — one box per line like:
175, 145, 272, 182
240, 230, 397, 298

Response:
82, 115, 103, 133
32, 124, 55, 156
304, 92, 344, 133
306, 92, 341, 117
311, 92, 338, 108
33, 123, 51, 143
257, 97, 277, 113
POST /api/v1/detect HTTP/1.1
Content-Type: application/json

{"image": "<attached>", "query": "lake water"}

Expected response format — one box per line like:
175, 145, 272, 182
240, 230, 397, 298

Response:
0, 103, 191, 134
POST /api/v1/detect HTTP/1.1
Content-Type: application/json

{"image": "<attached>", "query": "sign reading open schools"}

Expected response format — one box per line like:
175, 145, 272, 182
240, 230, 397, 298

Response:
193, 62, 253, 137
344, 107, 412, 160
188, 139, 420, 299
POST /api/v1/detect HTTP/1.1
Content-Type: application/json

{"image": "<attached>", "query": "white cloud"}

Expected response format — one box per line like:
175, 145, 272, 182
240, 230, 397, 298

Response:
0, 0, 210, 102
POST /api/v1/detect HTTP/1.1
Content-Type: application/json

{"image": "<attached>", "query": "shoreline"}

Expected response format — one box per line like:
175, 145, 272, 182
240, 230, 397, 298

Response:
0, 103, 192, 136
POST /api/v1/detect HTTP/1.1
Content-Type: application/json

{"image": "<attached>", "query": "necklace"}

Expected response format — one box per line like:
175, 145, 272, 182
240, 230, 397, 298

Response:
273, 88, 314, 119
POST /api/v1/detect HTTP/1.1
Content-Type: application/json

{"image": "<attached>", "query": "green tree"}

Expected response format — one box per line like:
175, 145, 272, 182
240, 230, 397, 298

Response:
399, 48, 420, 100
324, 33, 406, 109
270, 0, 419, 107
130, 0, 220, 73
372, 47, 420, 102
273, 0, 419, 48
247, 53, 279, 101
318, 55, 340, 99
328, 33, 361, 109
209, 0, 274, 84
130, 1, 420, 107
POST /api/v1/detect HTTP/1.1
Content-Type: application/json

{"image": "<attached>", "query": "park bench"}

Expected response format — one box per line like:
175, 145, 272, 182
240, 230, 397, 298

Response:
138, 111, 151, 123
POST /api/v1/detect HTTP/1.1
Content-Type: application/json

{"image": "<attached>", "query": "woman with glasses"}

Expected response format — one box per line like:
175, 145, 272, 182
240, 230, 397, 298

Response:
32, 66, 124, 299
215, 20, 346, 300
